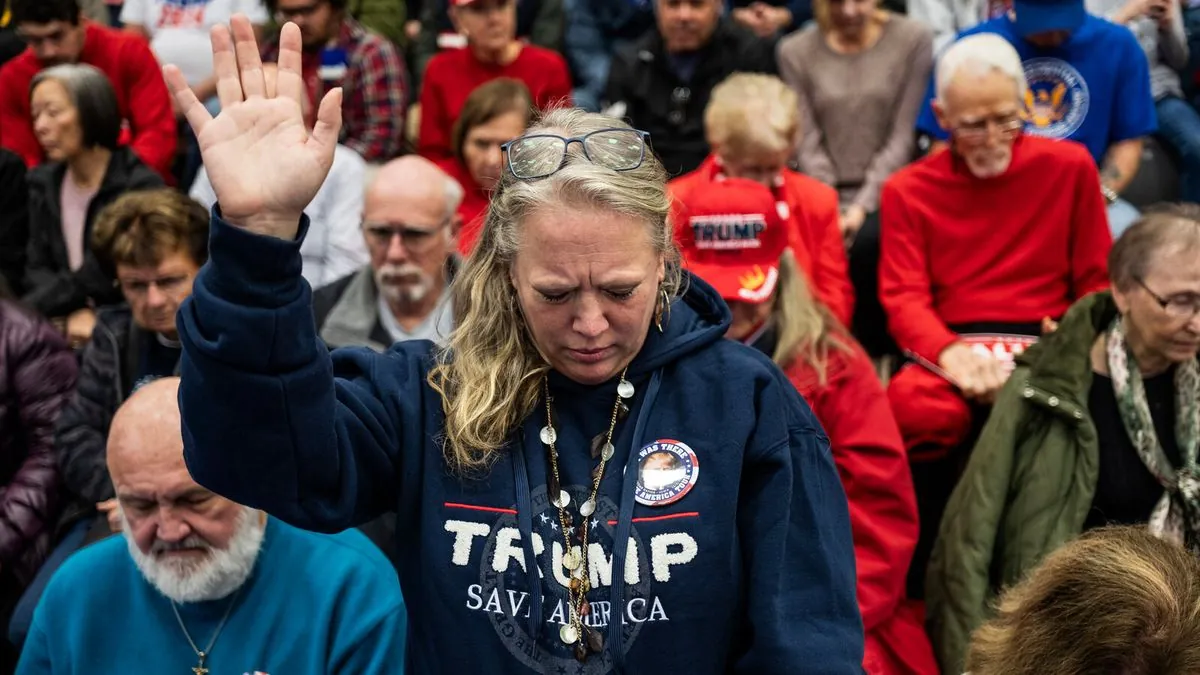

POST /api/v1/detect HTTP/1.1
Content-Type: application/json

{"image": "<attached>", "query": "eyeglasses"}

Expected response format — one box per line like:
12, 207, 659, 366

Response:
501, 128, 651, 180
951, 115, 1025, 143
363, 221, 448, 253
1137, 278, 1200, 320
118, 274, 191, 298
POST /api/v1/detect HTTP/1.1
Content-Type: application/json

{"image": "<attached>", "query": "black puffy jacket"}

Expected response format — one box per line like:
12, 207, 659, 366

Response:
0, 300, 77, 584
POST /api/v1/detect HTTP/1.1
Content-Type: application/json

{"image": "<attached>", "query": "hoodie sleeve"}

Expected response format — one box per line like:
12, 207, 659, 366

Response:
732, 369, 864, 674
177, 213, 427, 532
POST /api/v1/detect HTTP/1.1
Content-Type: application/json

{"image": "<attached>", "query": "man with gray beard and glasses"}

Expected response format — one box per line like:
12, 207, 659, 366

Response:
313, 155, 463, 352
16, 378, 406, 675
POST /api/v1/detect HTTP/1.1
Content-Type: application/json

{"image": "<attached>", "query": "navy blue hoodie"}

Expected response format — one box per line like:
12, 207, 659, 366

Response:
177, 215, 864, 674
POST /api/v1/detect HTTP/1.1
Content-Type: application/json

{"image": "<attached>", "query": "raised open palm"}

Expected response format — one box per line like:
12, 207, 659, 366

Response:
164, 16, 341, 240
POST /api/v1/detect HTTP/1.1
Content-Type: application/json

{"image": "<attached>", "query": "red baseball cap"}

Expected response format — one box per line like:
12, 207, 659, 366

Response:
675, 178, 789, 304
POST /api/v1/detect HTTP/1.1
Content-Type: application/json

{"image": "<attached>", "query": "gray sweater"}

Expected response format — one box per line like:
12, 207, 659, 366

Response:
1085, 0, 1188, 100
777, 15, 933, 212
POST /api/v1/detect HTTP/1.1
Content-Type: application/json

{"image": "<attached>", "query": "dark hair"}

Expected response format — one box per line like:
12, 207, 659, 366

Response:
29, 64, 121, 152
967, 526, 1200, 675
451, 78, 534, 166
10, 0, 80, 25
91, 189, 210, 269
263, 0, 348, 13
1109, 203, 1200, 292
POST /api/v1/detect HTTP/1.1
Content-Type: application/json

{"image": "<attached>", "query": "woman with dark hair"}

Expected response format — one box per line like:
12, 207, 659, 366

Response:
928, 205, 1200, 674
21, 63, 162, 345
436, 77, 533, 254
0, 276, 78, 661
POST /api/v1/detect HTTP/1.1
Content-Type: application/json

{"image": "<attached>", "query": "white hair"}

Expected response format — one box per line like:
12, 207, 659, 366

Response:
934, 33, 1028, 103
123, 505, 267, 604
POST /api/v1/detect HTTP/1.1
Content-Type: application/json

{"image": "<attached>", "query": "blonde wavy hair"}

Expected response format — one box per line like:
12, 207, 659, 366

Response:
766, 248, 850, 383
428, 109, 684, 475
704, 73, 800, 159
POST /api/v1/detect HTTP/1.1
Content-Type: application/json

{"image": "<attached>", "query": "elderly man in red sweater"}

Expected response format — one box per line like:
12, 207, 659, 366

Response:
880, 33, 1111, 591
0, 0, 175, 180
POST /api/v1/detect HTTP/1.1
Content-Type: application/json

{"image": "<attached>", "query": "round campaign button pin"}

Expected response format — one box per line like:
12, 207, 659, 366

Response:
633, 439, 699, 507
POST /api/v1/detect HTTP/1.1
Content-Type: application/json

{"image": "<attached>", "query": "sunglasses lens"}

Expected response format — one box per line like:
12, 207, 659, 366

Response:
584, 130, 644, 171
507, 136, 566, 179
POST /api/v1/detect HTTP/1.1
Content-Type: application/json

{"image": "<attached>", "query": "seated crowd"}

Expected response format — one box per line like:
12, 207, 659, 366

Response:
0, 0, 1199, 671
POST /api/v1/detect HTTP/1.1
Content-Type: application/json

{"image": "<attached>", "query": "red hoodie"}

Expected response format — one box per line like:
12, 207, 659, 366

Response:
669, 156, 854, 326
879, 136, 1111, 363
436, 157, 490, 256
784, 340, 937, 675
0, 22, 176, 181
417, 44, 572, 162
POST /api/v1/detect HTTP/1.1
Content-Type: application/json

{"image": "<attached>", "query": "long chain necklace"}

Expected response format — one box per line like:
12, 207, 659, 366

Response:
170, 588, 241, 675
541, 368, 634, 662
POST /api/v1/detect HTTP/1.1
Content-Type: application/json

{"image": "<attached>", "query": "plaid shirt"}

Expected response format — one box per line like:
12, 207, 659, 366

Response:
262, 18, 408, 161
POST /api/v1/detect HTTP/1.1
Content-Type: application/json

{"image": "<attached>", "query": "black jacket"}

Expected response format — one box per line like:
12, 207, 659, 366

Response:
0, 149, 29, 295
55, 306, 175, 525
604, 20, 776, 177
21, 147, 163, 319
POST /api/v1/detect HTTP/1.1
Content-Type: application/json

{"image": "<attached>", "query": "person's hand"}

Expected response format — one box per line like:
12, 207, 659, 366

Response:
938, 342, 1010, 403
65, 308, 96, 347
731, 6, 766, 33
1149, 0, 1173, 27
97, 499, 122, 533
839, 205, 867, 242
1041, 316, 1059, 335
163, 16, 342, 240
757, 3, 794, 34
1114, 0, 1157, 23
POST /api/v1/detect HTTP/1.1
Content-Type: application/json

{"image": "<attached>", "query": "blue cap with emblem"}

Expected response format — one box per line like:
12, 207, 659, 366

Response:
1012, 0, 1086, 37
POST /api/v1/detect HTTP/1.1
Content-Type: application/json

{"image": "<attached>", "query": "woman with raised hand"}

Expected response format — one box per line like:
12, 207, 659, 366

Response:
165, 14, 863, 674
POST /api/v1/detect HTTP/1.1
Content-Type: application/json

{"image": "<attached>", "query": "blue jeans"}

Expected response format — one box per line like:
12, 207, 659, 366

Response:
7, 519, 91, 649
1155, 96, 1200, 203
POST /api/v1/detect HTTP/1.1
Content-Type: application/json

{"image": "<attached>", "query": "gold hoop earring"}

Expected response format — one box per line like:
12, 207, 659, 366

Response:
654, 288, 671, 333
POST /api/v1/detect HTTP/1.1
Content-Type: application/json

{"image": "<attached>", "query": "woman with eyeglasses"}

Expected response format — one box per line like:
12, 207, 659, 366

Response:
163, 16, 863, 674
926, 205, 1200, 674
436, 77, 533, 255
22, 63, 162, 347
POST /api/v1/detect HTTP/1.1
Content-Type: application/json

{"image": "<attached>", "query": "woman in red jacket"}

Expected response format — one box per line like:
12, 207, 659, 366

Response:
668, 72, 853, 327
436, 78, 532, 255
677, 178, 937, 675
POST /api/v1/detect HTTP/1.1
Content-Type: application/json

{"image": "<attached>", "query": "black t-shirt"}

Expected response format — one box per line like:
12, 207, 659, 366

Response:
1084, 367, 1181, 529
131, 333, 182, 395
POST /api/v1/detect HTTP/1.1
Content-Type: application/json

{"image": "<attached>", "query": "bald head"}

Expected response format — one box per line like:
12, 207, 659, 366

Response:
107, 377, 184, 479
363, 156, 464, 226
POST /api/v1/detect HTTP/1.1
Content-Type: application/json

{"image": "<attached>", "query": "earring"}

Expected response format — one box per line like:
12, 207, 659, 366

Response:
654, 288, 671, 333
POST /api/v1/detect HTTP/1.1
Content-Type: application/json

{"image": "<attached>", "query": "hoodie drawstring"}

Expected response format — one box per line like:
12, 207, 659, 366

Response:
511, 436, 544, 643
606, 368, 663, 673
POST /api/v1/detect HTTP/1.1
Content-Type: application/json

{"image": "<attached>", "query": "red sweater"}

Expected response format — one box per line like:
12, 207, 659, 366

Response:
879, 136, 1111, 363
417, 44, 572, 161
0, 23, 176, 180
436, 157, 490, 256
670, 157, 855, 326
784, 341, 937, 675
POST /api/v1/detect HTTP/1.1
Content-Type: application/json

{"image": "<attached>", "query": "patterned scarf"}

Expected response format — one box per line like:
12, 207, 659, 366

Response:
1107, 317, 1200, 551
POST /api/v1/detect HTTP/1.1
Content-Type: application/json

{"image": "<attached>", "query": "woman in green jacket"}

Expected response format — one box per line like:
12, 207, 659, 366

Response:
926, 205, 1200, 675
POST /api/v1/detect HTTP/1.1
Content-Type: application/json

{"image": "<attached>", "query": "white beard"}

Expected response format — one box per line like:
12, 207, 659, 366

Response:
123, 506, 267, 604
375, 263, 434, 306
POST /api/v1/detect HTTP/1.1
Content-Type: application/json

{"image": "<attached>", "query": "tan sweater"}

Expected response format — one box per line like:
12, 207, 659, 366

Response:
778, 16, 933, 212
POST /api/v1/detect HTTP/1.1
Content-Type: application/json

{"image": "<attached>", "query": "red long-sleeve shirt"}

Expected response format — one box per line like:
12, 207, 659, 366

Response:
784, 341, 937, 675
417, 44, 572, 162
670, 157, 855, 326
879, 136, 1112, 363
0, 22, 176, 180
